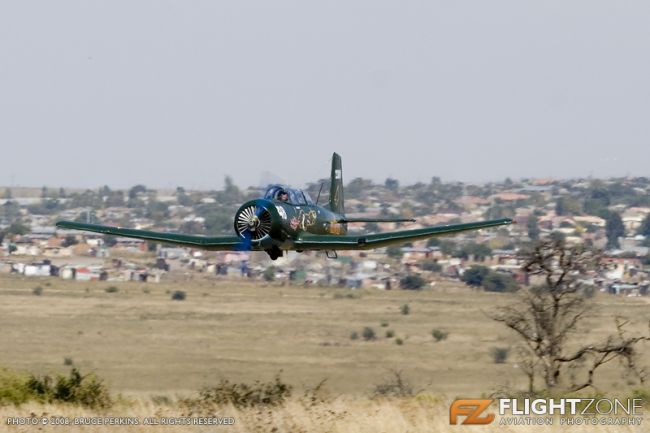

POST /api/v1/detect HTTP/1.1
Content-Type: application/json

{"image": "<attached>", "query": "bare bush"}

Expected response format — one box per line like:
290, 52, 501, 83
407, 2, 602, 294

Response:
181, 373, 292, 415
372, 370, 414, 398
493, 239, 650, 392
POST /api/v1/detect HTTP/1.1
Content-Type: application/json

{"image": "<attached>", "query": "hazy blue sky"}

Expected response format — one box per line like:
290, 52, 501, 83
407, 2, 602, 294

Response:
1, 1, 649, 190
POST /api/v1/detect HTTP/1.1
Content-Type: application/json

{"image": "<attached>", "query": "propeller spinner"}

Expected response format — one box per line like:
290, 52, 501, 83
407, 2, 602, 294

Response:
235, 204, 272, 241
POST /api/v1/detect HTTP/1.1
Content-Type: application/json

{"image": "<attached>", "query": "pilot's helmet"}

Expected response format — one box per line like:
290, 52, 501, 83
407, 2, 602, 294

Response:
277, 189, 288, 199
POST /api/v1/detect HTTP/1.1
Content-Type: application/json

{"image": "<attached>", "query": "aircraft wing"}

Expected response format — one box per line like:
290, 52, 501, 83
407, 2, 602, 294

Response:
55, 221, 241, 250
293, 218, 513, 250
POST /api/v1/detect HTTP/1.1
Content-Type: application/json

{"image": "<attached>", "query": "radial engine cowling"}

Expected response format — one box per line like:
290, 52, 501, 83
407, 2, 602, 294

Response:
233, 200, 282, 247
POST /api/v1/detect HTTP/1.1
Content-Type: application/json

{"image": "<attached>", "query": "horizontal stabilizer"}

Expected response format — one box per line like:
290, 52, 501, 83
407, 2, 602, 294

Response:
336, 217, 416, 223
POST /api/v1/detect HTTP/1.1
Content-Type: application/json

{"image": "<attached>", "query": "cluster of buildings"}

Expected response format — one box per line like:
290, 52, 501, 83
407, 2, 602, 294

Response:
1, 177, 649, 296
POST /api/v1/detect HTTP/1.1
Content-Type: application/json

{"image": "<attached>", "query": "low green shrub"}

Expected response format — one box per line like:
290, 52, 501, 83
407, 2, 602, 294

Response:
431, 329, 448, 342
171, 290, 186, 301
0, 367, 111, 409
362, 327, 376, 341
491, 347, 510, 364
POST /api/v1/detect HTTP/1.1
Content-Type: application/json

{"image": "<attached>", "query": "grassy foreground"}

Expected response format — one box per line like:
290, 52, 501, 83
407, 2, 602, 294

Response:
1, 273, 649, 432
1, 397, 647, 433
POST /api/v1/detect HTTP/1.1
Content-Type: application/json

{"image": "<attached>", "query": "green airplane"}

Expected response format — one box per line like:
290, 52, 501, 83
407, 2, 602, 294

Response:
56, 153, 513, 260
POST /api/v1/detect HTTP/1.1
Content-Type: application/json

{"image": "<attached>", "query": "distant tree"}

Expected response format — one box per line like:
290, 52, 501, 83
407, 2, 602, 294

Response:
180, 220, 204, 234
419, 259, 442, 272
41, 186, 48, 199
27, 199, 61, 215
62, 235, 78, 247
400, 274, 426, 290
604, 211, 625, 249
128, 184, 147, 200
0, 201, 21, 222
99, 185, 111, 197
484, 205, 515, 220
555, 196, 581, 216
482, 272, 518, 293
461, 265, 490, 287
527, 215, 540, 240
6, 222, 29, 236
200, 205, 233, 234
102, 235, 117, 247
346, 178, 373, 200
484, 205, 505, 219
583, 183, 610, 216
384, 178, 399, 191
386, 246, 403, 259
224, 176, 241, 201
74, 211, 99, 224
457, 242, 492, 261
58, 187, 66, 198
426, 237, 440, 247
176, 186, 194, 207
69, 190, 102, 208
105, 191, 125, 207
439, 240, 456, 256
146, 201, 169, 223
3, 188, 12, 199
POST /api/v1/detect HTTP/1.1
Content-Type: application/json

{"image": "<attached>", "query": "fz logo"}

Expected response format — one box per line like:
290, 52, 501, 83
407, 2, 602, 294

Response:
449, 399, 494, 425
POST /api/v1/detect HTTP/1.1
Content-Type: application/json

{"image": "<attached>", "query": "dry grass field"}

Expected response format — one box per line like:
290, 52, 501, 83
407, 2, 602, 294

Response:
0, 273, 648, 432
1, 398, 647, 433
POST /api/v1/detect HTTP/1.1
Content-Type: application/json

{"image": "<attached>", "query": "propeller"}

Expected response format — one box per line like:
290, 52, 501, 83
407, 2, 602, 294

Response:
235, 204, 272, 251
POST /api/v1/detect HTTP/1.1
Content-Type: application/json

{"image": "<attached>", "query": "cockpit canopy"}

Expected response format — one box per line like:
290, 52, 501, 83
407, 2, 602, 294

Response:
263, 185, 314, 206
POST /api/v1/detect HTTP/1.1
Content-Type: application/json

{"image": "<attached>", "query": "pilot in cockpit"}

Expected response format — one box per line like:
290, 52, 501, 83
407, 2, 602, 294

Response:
277, 190, 289, 202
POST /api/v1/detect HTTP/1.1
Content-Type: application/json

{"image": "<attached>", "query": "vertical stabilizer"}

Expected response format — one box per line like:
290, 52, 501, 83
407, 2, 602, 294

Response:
329, 153, 345, 214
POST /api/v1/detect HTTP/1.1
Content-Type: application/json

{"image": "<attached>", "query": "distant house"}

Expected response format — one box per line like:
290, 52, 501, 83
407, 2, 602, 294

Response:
400, 247, 433, 264
13, 239, 40, 256
622, 215, 645, 235
490, 192, 530, 202
113, 237, 146, 252
601, 257, 642, 281
574, 215, 606, 228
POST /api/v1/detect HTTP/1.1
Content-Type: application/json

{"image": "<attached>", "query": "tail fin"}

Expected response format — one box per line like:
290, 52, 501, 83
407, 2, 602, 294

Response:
329, 152, 345, 214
